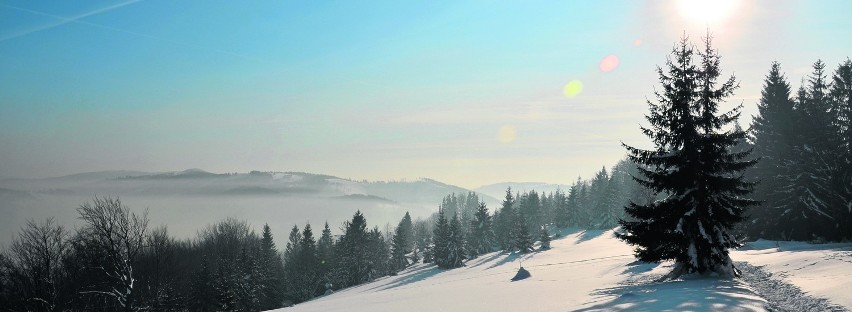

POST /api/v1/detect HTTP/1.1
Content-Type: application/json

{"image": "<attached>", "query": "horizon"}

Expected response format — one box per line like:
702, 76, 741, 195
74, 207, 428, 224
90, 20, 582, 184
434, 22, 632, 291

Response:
0, 167, 571, 190
2, 1, 852, 189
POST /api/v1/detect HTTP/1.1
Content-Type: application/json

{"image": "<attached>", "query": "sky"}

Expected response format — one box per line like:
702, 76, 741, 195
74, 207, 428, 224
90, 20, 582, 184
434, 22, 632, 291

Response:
1, 0, 851, 189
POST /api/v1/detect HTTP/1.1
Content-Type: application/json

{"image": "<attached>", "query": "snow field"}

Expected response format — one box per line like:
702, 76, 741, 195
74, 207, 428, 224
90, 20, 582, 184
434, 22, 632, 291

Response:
733, 240, 852, 310
277, 229, 770, 311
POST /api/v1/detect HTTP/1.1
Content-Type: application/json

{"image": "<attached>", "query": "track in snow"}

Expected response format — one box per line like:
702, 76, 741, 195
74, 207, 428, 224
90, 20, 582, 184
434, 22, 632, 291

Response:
736, 261, 848, 312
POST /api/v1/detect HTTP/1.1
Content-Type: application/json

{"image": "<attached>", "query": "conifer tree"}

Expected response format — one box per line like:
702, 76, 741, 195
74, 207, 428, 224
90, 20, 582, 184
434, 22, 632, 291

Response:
258, 224, 285, 310
445, 215, 466, 268
519, 191, 542, 235
512, 211, 534, 253
432, 209, 450, 268
589, 167, 610, 228
777, 60, 844, 240
290, 224, 319, 303
337, 211, 370, 288
494, 188, 515, 251
538, 226, 551, 250
565, 178, 583, 227
390, 212, 414, 272
412, 219, 431, 264
190, 256, 216, 312
366, 227, 390, 280
831, 59, 852, 155
315, 222, 334, 294
467, 203, 495, 258
829, 59, 852, 240
552, 189, 570, 228
618, 36, 756, 277
747, 62, 796, 239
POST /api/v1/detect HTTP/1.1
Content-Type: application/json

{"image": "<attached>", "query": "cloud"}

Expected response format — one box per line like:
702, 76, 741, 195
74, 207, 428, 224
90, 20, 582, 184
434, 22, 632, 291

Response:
0, 0, 142, 42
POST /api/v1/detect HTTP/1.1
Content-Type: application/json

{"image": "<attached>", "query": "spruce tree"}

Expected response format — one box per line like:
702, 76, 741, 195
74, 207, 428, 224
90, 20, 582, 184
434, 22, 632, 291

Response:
538, 226, 551, 250
467, 202, 495, 258
190, 256, 216, 312
519, 191, 542, 235
337, 211, 370, 287
316, 222, 334, 290
366, 227, 390, 279
390, 212, 414, 272
512, 211, 534, 253
618, 36, 756, 277
291, 224, 318, 303
494, 188, 515, 251
777, 60, 844, 240
747, 62, 796, 239
432, 209, 450, 268
445, 215, 466, 268
831, 59, 852, 155
829, 59, 852, 240
258, 224, 285, 310
565, 178, 582, 227
551, 189, 569, 228
589, 167, 610, 228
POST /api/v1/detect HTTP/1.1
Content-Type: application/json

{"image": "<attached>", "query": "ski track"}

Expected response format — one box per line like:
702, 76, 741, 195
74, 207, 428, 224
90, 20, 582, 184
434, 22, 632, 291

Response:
736, 261, 848, 312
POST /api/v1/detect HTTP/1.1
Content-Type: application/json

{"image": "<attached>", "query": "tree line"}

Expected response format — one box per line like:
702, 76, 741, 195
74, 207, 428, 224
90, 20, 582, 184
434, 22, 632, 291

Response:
744, 58, 852, 242
0, 173, 650, 311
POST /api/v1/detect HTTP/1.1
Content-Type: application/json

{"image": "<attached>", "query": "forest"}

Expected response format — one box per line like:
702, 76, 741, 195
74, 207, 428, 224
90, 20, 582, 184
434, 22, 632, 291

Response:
1, 45, 850, 311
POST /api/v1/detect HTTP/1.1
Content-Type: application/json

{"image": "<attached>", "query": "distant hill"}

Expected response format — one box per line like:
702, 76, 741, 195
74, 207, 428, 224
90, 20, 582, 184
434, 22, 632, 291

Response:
0, 169, 498, 205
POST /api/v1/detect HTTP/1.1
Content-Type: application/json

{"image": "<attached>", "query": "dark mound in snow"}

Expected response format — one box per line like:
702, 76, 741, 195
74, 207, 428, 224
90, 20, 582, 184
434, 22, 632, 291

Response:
511, 267, 530, 281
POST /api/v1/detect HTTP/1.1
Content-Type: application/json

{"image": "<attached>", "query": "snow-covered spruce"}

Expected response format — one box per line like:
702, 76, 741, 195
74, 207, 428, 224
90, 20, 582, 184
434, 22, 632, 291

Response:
618, 35, 758, 278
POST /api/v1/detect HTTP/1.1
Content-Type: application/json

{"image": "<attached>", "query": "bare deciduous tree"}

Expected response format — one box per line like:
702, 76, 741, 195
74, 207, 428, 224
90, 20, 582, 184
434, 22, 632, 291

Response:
77, 196, 149, 312
7, 218, 69, 311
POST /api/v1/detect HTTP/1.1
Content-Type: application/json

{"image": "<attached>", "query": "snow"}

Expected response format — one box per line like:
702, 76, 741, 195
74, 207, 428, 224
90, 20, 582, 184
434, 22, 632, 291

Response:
272, 229, 773, 312
733, 240, 852, 309
266, 231, 852, 312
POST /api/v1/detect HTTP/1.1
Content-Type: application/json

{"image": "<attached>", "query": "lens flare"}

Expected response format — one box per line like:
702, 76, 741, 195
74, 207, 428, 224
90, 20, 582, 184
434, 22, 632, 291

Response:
563, 80, 583, 98
599, 55, 619, 73
498, 125, 516, 143
634, 39, 642, 47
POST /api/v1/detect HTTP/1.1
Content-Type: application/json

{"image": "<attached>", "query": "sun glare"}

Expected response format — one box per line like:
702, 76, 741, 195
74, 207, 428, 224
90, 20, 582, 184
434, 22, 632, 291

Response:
677, 0, 739, 24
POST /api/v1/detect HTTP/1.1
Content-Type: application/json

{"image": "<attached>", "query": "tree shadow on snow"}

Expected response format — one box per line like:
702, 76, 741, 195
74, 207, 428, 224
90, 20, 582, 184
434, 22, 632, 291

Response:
484, 252, 536, 270
466, 251, 505, 269
574, 277, 766, 312
370, 264, 444, 292
575, 229, 609, 244
620, 260, 656, 275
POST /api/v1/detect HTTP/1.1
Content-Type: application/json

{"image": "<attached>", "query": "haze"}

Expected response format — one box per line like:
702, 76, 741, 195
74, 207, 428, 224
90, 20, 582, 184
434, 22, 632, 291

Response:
2, 1, 850, 188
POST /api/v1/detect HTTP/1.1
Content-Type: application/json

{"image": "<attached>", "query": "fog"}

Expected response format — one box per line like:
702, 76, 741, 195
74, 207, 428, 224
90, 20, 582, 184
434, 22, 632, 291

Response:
0, 170, 499, 246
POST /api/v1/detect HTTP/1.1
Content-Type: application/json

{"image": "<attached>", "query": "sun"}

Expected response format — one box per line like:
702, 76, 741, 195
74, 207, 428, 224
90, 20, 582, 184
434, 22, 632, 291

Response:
677, 0, 739, 24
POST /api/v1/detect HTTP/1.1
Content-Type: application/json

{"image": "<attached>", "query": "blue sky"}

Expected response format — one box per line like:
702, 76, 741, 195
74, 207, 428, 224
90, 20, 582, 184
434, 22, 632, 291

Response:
1, 0, 851, 188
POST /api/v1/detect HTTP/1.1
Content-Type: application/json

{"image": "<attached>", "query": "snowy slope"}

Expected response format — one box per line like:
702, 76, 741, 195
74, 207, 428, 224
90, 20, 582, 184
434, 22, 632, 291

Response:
275, 229, 769, 312
733, 240, 852, 309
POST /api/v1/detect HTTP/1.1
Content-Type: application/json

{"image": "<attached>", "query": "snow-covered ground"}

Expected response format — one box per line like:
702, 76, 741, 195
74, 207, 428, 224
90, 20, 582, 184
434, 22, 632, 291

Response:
733, 240, 852, 310
274, 229, 852, 312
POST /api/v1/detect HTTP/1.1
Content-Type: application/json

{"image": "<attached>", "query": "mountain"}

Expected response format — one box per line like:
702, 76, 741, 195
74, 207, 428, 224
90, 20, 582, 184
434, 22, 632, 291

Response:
0, 169, 499, 204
